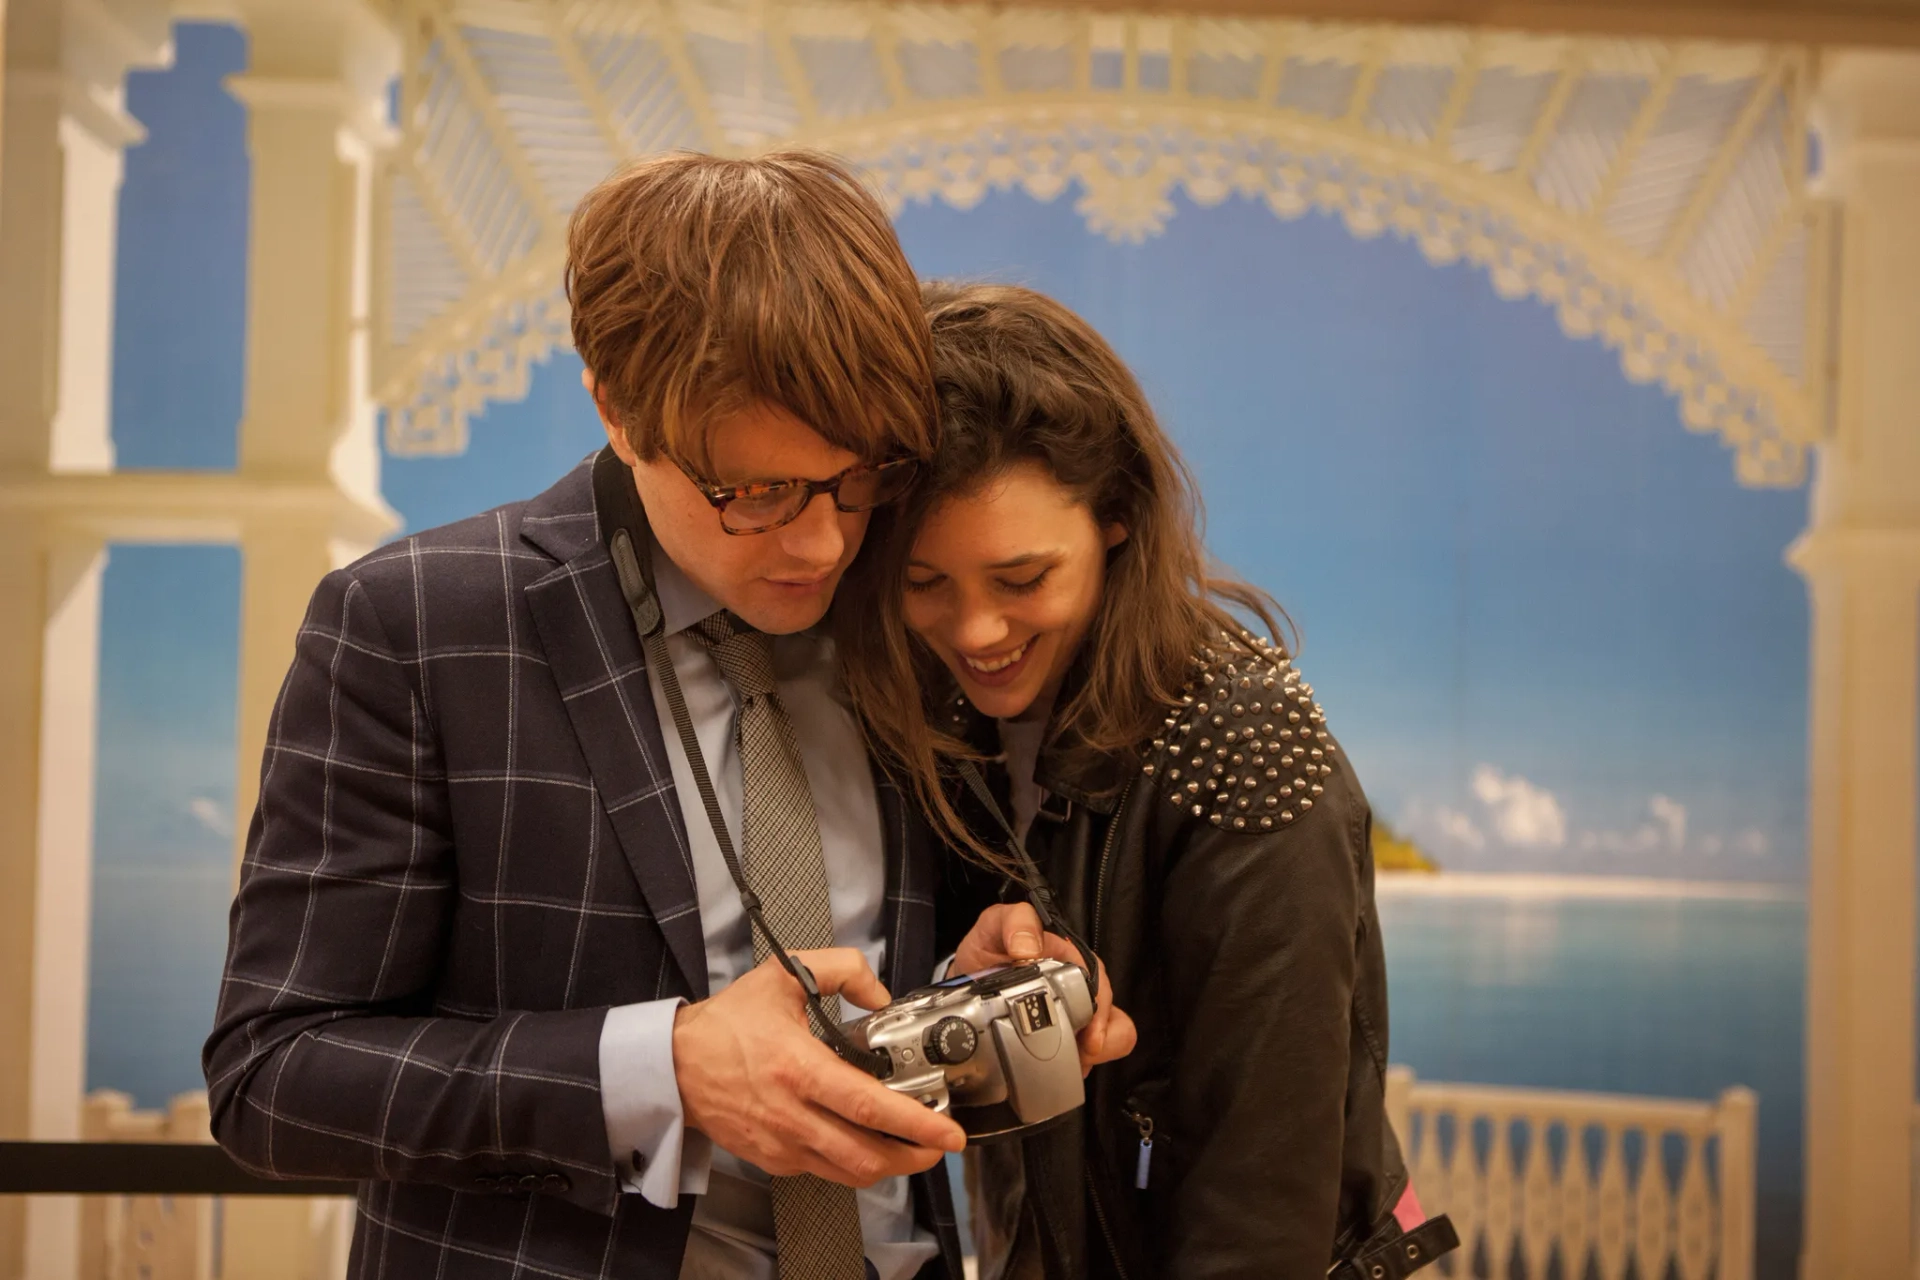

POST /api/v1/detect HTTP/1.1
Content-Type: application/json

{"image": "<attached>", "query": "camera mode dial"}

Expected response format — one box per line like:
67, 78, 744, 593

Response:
924, 1017, 978, 1065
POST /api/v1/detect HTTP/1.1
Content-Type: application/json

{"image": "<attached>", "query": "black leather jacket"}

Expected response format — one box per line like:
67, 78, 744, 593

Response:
934, 639, 1407, 1280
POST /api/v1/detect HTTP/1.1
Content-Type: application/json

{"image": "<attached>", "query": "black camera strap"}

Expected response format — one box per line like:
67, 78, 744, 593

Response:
607, 528, 887, 1077
953, 761, 1101, 998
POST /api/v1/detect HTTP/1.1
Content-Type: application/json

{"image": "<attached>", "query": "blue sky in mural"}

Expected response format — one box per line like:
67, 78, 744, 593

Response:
112, 22, 247, 471
87, 23, 251, 1105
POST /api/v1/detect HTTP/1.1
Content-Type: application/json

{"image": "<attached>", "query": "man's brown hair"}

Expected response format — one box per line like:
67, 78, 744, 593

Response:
566, 150, 934, 468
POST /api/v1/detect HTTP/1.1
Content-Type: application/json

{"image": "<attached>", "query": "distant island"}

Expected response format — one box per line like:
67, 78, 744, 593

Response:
1373, 821, 1438, 873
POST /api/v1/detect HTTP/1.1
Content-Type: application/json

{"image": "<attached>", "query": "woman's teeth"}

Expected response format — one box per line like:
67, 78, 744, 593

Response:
964, 639, 1031, 674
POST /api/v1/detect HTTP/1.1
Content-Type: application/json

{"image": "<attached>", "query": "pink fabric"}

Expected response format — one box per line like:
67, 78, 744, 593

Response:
1393, 1185, 1426, 1232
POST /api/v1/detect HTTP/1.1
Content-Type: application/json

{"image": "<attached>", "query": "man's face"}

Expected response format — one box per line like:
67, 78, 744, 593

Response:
595, 379, 873, 636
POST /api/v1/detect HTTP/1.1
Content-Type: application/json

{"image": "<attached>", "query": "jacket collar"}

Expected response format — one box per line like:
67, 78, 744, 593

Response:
517, 449, 711, 997
943, 654, 1131, 817
516, 451, 605, 563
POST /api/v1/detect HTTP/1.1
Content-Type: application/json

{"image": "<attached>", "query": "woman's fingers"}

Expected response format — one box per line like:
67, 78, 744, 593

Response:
953, 902, 1046, 973
952, 906, 1137, 1071
1081, 1003, 1138, 1074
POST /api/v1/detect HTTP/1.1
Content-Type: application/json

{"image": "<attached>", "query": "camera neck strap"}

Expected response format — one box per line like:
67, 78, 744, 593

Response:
953, 761, 1102, 997
607, 528, 885, 1076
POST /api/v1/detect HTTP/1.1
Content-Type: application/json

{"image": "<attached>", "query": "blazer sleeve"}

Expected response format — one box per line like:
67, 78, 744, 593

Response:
1155, 784, 1365, 1278
202, 567, 617, 1204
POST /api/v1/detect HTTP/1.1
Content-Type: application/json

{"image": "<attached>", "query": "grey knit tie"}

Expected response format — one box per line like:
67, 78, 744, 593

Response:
695, 611, 867, 1280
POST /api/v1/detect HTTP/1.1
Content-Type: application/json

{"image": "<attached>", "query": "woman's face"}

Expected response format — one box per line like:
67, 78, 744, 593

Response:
903, 461, 1123, 721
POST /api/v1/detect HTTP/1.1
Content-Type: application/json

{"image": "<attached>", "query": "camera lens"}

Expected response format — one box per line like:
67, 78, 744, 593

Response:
924, 1017, 978, 1065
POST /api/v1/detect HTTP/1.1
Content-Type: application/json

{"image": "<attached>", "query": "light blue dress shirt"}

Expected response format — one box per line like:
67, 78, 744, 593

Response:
597, 538, 939, 1280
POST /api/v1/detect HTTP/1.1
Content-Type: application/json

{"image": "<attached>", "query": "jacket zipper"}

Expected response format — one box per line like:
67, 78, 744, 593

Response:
1090, 778, 1135, 951
1085, 1166, 1132, 1280
1123, 1102, 1155, 1189
1086, 780, 1138, 1280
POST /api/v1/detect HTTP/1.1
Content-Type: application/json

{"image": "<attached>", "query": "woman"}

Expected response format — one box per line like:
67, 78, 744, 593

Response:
839, 284, 1437, 1279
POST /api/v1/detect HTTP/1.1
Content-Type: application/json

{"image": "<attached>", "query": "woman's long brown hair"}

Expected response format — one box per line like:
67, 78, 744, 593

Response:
837, 282, 1288, 871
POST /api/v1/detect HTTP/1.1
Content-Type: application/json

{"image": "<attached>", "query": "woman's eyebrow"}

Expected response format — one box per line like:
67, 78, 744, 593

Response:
906, 551, 1059, 571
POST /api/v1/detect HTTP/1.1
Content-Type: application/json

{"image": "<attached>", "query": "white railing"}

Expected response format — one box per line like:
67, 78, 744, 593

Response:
1387, 1068, 1756, 1280
77, 1090, 353, 1280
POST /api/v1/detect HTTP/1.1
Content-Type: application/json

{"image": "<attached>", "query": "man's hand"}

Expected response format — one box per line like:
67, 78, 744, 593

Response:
952, 903, 1138, 1075
672, 948, 966, 1188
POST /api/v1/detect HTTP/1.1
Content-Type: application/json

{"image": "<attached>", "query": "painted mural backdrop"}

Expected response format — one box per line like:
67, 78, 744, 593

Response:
98, 24, 1809, 1275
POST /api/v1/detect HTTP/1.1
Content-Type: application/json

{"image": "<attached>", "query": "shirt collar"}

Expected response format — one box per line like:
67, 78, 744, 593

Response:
648, 535, 724, 637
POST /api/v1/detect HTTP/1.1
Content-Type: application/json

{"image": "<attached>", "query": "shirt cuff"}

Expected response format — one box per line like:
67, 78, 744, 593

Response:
931, 953, 957, 983
599, 999, 712, 1207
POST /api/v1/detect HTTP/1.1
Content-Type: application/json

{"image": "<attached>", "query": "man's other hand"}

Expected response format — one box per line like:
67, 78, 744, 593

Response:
671, 948, 966, 1187
952, 903, 1138, 1076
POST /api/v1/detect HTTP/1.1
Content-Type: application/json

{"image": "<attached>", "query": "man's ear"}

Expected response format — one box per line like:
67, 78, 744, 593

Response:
1103, 522, 1130, 550
582, 367, 639, 466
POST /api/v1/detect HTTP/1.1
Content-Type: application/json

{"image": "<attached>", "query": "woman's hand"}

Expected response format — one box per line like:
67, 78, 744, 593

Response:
953, 903, 1138, 1075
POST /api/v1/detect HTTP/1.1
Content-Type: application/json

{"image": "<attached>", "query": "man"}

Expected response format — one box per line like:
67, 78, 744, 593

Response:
203, 150, 1120, 1280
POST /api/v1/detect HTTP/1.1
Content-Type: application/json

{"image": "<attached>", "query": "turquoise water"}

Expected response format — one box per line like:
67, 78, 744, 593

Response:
1378, 884, 1805, 1279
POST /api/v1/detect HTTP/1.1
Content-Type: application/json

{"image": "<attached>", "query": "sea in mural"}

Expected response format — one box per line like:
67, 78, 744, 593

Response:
89, 23, 1812, 1277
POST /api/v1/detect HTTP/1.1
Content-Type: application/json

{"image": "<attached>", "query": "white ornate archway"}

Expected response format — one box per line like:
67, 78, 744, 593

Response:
375, 4, 1827, 487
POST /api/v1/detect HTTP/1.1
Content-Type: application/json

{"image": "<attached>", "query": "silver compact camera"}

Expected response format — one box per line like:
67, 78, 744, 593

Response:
844, 958, 1095, 1141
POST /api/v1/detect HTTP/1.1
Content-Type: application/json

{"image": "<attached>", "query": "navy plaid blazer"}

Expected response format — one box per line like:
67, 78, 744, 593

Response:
204, 453, 961, 1279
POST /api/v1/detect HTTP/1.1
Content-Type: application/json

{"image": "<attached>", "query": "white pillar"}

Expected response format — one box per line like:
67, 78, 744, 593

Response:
22, 535, 107, 1280
0, 3, 167, 1277
0, 0, 168, 475
226, 0, 399, 871
1793, 48, 1920, 1280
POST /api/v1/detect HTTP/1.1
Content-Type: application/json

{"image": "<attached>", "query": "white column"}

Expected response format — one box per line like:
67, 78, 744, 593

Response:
1793, 48, 1920, 1280
0, 2, 167, 1277
22, 535, 107, 1280
0, 0, 168, 475
226, 0, 399, 871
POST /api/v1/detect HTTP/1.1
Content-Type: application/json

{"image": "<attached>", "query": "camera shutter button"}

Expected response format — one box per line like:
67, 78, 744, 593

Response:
924, 1017, 978, 1065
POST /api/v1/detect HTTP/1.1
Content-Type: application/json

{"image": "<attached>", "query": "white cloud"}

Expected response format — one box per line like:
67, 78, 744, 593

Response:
187, 797, 233, 838
1733, 828, 1770, 856
1648, 795, 1687, 852
1470, 765, 1567, 849
1432, 807, 1486, 850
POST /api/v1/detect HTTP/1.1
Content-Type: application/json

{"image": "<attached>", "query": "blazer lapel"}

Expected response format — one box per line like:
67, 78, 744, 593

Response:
521, 456, 710, 1000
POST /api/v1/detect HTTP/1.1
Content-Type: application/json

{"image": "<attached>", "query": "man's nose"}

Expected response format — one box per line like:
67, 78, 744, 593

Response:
775, 492, 846, 567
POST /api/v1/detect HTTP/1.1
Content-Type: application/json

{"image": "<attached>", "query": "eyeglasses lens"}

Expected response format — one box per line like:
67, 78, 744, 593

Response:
836, 462, 916, 512
721, 487, 808, 534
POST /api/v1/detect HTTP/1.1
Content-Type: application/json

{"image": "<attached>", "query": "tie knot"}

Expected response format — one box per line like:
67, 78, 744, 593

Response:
695, 611, 777, 698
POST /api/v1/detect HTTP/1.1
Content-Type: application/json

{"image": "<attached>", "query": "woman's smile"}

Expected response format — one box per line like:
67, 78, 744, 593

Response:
959, 637, 1035, 681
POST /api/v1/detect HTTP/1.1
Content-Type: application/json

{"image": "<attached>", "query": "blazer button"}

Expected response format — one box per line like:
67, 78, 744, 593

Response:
542, 1173, 572, 1195
472, 1175, 496, 1192
517, 1174, 541, 1194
